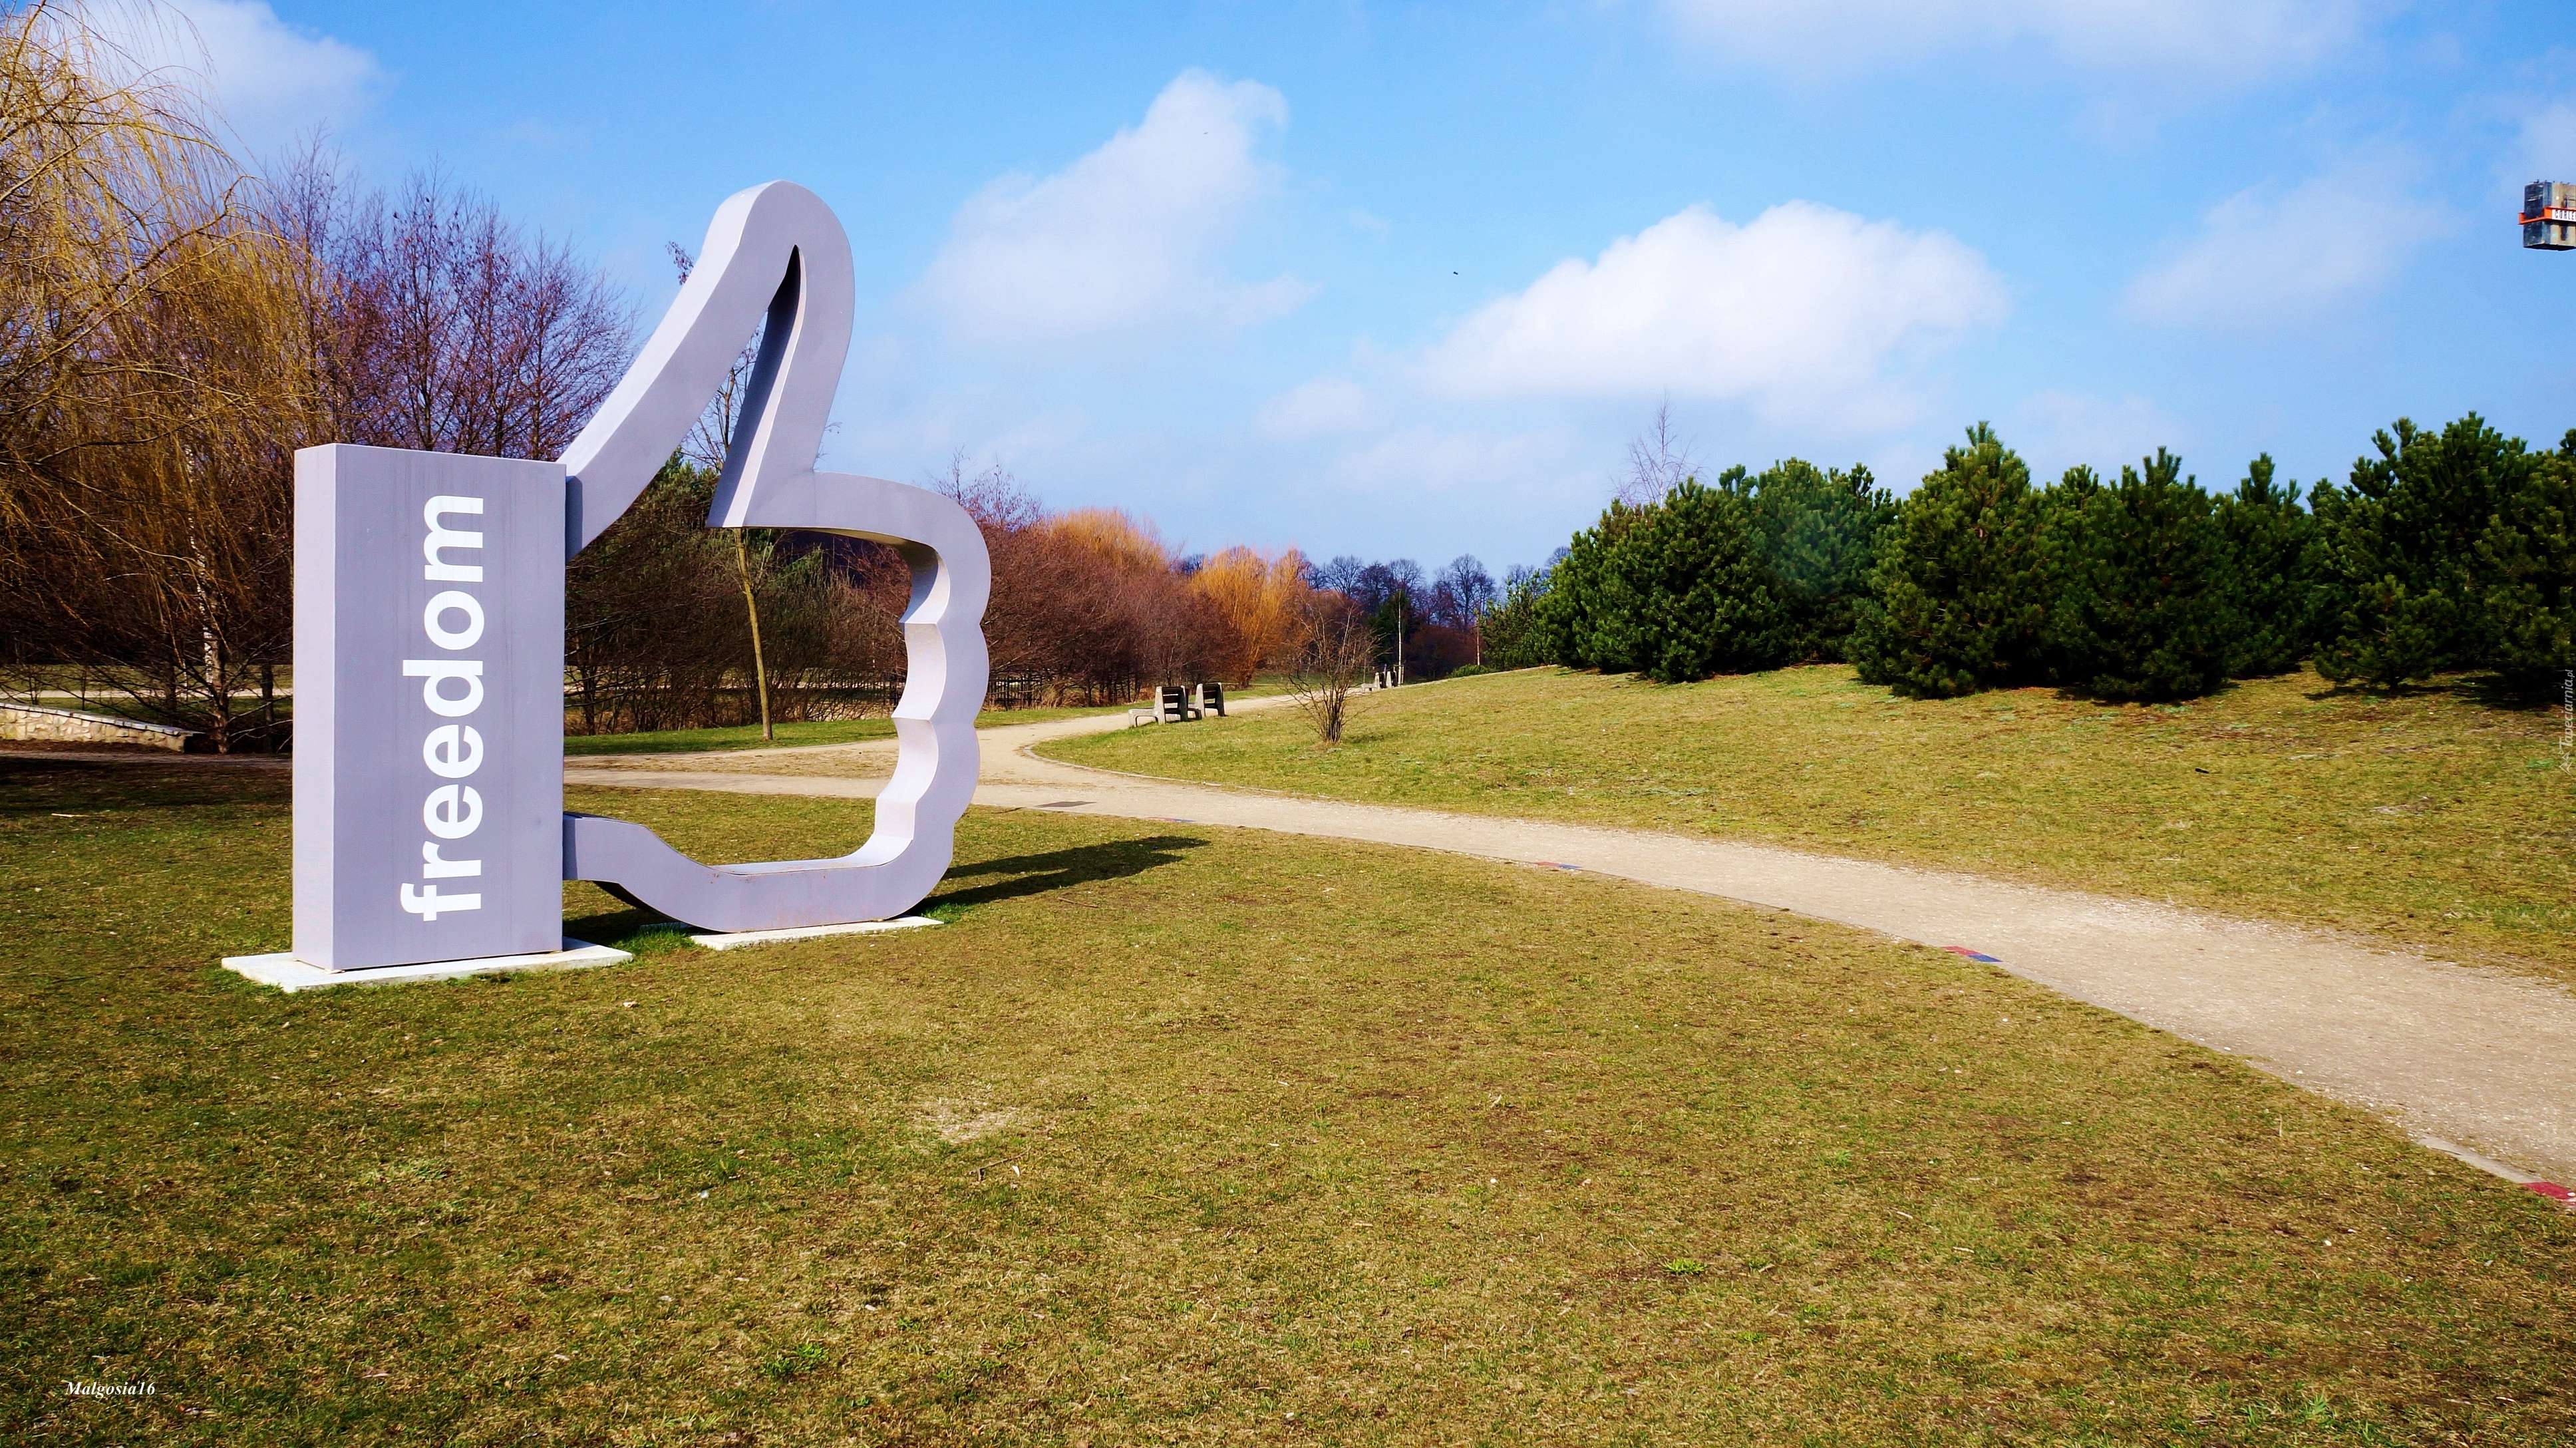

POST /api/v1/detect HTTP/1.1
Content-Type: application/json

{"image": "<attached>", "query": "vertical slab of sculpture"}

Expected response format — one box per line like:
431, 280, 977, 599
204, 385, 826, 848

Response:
261, 180, 989, 978
292, 448, 566, 970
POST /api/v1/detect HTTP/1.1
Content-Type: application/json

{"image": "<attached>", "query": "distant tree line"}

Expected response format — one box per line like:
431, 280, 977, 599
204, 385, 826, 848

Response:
1307, 554, 1499, 680
1489, 416, 2575, 699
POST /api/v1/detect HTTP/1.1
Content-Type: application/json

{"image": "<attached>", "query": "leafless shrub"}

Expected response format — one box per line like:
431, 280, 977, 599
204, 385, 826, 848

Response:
1285, 594, 1377, 745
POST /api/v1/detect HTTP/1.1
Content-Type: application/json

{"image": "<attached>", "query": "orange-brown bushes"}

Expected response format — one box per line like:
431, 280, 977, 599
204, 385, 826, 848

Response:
948, 475, 1294, 706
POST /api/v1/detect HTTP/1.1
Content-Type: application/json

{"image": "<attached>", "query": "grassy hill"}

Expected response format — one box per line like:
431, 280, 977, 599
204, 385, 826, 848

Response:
1049, 665, 2576, 982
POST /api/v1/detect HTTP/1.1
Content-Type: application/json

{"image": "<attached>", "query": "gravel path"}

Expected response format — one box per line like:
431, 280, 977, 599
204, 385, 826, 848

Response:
564, 698, 2576, 1191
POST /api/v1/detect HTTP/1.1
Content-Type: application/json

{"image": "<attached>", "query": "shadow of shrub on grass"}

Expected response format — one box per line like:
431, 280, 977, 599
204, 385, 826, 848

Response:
2301, 670, 2567, 711
0, 757, 286, 815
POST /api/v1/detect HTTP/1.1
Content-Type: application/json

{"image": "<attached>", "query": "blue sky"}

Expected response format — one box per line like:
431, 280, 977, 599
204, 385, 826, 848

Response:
148, 0, 2576, 572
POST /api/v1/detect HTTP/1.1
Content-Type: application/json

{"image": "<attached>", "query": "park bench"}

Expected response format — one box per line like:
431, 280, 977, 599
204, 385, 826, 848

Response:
1126, 685, 1201, 727
1192, 681, 1226, 717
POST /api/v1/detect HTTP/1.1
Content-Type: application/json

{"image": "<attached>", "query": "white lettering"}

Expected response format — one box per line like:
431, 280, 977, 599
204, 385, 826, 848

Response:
422, 723, 484, 779
403, 659, 484, 717
423, 590, 485, 650
423, 784, 484, 840
400, 882, 481, 920
423, 496, 485, 582
421, 842, 481, 878
412, 496, 500, 922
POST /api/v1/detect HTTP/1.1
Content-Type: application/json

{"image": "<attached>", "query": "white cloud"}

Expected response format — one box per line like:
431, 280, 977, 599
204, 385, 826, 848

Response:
2008, 391, 2190, 478
94, 0, 383, 152
1254, 377, 1376, 440
2122, 163, 2444, 332
1415, 201, 2007, 429
911, 71, 1313, 353
1661, 0, 2376, 82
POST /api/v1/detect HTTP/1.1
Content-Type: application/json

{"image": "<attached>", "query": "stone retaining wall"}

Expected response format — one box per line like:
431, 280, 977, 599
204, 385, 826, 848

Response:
0, 702, 206, 752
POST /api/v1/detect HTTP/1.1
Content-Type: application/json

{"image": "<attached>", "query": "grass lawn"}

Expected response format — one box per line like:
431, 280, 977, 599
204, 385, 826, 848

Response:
1048, 665, 2576, 981
3, 761, 2571, 1444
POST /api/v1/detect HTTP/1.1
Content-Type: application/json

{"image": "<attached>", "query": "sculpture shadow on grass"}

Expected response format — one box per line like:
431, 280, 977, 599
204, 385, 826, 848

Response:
567, 833, 1211, 944
923, 834, 1209, 915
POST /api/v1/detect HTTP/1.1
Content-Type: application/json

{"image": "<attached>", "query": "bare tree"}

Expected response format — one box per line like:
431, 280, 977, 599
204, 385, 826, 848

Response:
1285, 594, 1376, 745
320, 168, 631, 459
1432, 554, 1496, 663
1615, 399, 1696, 507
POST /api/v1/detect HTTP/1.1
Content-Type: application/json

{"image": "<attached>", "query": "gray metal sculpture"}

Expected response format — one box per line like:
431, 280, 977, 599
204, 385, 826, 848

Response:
290, 182, 987, 972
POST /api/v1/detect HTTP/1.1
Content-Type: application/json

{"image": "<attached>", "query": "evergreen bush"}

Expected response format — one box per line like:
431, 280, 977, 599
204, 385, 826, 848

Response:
1529, 502, 1649, 672
1849, 424, 2048, 697
2478, 431, 2576, 691
2044, 449, 2234, 701
1476, 566, 1553, 669
2311, 415, 2531, 687
1518, 411, 2571, 699
2214, 454, 2321, 678
1614, 478, 1790, 683
1749, 460, 1895, 663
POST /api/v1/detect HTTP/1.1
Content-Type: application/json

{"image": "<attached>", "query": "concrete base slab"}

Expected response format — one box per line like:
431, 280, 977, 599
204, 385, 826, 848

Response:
220, 939, 631, 993
662, 916, 940, 952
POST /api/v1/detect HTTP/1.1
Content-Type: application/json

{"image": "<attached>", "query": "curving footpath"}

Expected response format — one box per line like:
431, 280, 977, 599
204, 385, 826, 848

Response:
560, 696, 2576, 1196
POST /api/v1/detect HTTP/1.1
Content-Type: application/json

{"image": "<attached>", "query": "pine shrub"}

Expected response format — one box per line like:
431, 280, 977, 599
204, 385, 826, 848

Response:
2044, 449, 2234, 701
2214, 454, 2322, 678
2478, 431, 2576, 691
1850, 424, 2048, 697
1526, 520, 1603, 669
1616, 478, 1790, 683
1530, 502, 1650, 672
1476, 569, 1551, 669
1750, 459, 1895, 663
2312, 415, 2531, 687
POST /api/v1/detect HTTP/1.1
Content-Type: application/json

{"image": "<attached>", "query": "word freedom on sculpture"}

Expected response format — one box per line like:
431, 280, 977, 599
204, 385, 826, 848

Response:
402, 494, 494, 922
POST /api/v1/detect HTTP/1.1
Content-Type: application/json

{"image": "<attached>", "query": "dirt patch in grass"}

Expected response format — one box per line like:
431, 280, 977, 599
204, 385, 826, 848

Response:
913, 1099, 1025, 1145
1, 758, 2570, 1443
1051, 664, 2576, 982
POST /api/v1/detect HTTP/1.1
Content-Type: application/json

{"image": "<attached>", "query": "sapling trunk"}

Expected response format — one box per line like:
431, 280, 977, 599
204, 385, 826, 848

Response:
735, 530, 772, 740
